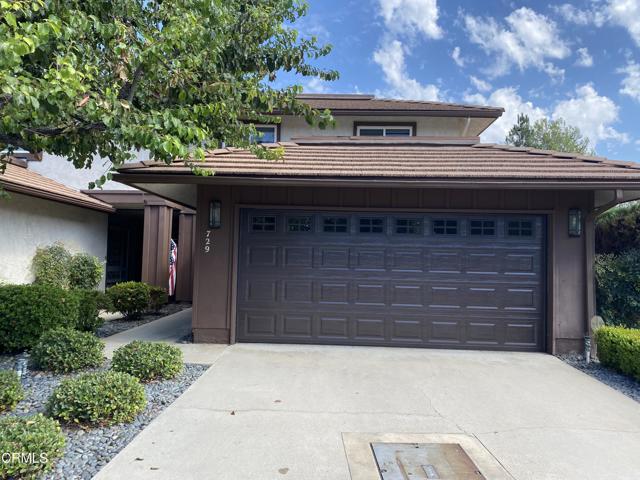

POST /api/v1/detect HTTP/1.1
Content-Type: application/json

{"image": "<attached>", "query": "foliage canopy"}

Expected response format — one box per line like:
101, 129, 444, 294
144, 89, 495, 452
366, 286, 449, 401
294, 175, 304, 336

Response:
505, 114, 593, 155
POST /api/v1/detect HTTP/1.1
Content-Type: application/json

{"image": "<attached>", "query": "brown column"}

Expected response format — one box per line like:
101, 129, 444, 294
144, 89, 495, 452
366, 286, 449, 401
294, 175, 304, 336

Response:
141, 201, 173, 288
176, 209, 196, 302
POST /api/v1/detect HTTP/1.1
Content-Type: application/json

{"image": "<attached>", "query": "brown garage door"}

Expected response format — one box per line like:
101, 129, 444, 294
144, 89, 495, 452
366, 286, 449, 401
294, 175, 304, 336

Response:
236, 209, 545, 351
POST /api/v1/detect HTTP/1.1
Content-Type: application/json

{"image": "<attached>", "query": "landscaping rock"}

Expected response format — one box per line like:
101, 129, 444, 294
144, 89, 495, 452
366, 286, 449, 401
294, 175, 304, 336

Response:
0, 356, 206, 479
96, 302, 191, 338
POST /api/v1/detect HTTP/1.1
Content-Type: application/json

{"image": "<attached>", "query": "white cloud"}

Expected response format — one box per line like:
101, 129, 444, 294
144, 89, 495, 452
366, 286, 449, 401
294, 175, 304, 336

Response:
608, 0, 640, 46
552, 84, 628, 145
378, 0, 443, 39
552, 3, 607, 27
373, 40, 440, 100
575, 47, 594, 67
469, 75, 491, 92
464, 7, 570, 79
303, 77, 331, 94
451, 46, 465, 67
619, 61, 640, 101
463, 87, 547, 143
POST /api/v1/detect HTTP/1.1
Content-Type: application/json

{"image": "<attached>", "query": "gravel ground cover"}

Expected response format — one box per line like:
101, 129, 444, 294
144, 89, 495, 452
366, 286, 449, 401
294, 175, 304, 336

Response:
96, 302, 191, 338
0, 353, 207, 480
559, 354, 640, 403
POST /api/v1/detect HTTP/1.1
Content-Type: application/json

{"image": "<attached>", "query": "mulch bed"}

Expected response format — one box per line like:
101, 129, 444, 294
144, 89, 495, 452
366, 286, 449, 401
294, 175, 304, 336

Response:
96, 302, 191, 338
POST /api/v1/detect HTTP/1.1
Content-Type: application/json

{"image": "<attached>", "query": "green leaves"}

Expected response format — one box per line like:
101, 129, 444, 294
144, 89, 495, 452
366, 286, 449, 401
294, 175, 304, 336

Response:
505, 114, 594, 155
0, 0, 337, 182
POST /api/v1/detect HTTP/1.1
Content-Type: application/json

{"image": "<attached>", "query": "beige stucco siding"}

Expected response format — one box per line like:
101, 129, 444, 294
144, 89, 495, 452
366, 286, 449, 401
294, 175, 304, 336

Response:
0, 192, 108, 288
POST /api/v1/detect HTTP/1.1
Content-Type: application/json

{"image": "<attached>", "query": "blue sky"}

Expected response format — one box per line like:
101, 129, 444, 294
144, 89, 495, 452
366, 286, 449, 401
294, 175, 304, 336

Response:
280, 0, 640, 161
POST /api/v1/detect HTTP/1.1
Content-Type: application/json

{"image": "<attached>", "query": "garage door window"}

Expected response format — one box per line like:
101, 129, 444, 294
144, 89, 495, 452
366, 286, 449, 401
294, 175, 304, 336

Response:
251, 216, 277, 232
323, 217, 349, 233
433, 219, 458, 235
470, 220, 496, 236
395, 218, 422, 234
359, 217, 385, 233
507, 220, 533, 237
287, 216, 312, 232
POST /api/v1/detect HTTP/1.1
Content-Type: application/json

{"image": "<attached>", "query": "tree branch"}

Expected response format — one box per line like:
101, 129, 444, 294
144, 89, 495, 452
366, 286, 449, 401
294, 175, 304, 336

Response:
118, 64, 144, 101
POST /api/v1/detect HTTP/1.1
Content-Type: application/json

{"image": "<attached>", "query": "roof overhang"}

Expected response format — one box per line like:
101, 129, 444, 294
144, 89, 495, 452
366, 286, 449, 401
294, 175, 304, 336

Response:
1, 180, 114, 213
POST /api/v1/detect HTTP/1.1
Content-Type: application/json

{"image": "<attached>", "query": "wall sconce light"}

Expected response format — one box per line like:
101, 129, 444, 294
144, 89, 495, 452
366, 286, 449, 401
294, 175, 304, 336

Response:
209, 200, 221, 229
568, 208, 582, 237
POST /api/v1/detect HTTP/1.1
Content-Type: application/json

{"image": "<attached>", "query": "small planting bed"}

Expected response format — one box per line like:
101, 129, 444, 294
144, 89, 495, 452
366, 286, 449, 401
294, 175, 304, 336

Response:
0, 353, 207, 480
96, 302, 191, 338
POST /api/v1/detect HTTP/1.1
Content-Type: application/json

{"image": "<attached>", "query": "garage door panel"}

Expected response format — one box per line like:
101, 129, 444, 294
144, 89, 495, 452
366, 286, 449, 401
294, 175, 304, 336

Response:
237, 209, 545, 351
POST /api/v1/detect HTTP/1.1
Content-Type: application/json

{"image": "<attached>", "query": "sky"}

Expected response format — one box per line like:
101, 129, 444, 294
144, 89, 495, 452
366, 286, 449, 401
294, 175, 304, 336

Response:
278, 0, 640, 161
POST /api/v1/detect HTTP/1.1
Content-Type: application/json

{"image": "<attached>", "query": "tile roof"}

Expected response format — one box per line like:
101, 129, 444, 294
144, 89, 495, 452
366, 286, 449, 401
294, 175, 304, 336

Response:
0, 162, 114, 212
294, 94, 504, 117
117, 140, 640, 185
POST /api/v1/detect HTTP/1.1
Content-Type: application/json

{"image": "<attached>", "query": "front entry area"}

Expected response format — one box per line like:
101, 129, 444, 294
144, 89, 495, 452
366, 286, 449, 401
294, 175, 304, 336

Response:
236, 209, 545, 351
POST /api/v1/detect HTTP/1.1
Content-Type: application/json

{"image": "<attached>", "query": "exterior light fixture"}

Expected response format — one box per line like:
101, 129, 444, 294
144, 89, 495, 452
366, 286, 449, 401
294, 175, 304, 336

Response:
209, 200, 221, 229
568, 208, 582, 237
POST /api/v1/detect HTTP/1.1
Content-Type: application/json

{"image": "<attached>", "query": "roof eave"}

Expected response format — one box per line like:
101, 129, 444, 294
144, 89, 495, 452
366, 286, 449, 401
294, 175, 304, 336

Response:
1, 182, 115, 213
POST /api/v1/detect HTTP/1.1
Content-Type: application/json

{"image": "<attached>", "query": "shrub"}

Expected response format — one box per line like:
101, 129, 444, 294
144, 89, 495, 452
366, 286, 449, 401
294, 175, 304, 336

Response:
595, 326, 640, 381
596, 201, 640, 254
46, 371, 146, 426
32, 242, 72, 289
0, 414, 65, 479
106, 282, 151, 319
0, 370, 24, 413
73, 289, 104, 332
0, 284, 79, 353
112, 341, 183, 382
31, 328, 104, 373
595, 250, 640, 328
148, 286, 168, 312
69, 253, 104, 290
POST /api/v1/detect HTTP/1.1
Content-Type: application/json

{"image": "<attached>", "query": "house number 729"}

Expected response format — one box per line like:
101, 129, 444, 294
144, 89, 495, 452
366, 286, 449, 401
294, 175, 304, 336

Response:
204, 230, 213, 253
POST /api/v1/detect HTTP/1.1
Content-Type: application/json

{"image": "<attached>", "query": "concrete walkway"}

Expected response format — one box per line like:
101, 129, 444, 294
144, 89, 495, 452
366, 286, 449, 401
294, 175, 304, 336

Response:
103, 308, 226, 365
94, 344, 640, 480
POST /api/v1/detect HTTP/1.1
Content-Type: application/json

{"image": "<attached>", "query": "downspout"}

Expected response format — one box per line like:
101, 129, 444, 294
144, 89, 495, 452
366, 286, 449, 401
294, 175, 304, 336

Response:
584, 189, 624, 363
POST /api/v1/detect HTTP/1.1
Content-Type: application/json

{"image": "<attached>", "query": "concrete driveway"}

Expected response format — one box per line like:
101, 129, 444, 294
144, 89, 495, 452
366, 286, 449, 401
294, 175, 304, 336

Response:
95, 344, 640, 480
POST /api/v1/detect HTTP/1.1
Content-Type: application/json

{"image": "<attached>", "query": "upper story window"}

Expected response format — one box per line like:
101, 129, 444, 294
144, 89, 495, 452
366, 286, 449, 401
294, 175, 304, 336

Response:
356, 125, 413, 137
249, 125, 278, 144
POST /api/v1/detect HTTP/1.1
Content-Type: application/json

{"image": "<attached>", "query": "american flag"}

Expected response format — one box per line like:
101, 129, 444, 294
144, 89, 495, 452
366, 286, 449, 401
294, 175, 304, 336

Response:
169, 239, 177, 296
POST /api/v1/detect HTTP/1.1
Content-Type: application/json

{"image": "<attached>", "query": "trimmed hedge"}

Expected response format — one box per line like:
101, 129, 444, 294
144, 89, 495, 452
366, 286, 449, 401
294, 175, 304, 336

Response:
111, 341, 183, 382
0, 414, 66, 479
0, 370, 24, 413
32, 243, 72, 289
31, 328, 104, 373
106, 282, 151, 319
596, 201, 640, 254
68, 253, 104, 290
595, 326, 640, 381
595, 250, 640, 328
0, 284, 79, 353
148, 286, 168, 313
73, 289, 104, 333
46, 371, 146, 426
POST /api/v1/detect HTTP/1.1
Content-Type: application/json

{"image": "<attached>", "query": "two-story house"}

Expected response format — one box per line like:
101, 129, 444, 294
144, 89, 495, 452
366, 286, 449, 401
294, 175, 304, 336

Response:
114, 93, 640, 355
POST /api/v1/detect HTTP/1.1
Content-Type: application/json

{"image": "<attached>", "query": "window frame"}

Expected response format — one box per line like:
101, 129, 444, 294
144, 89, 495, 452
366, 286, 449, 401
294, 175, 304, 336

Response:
506, 219, 535, 238
250, 215, 277, 232
353, 121, 416, 137
287, 215, 313, 233
469, 219, 497, 237
322, 216, 349, 233
249, 124, 279, 144
358, 217, 385, 234
432, 219, 459, 236
395, 218, 423, 235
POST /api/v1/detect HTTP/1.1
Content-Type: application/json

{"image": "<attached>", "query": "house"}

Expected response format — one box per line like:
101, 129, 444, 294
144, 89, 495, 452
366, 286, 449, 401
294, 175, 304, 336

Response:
0, 152, 196, 300
0, 154, 112, 287
113, 94, 640, 354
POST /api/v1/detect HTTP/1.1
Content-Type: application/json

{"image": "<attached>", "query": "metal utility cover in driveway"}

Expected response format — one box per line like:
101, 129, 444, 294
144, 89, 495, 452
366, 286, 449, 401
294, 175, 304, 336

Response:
371, 442, 485, 479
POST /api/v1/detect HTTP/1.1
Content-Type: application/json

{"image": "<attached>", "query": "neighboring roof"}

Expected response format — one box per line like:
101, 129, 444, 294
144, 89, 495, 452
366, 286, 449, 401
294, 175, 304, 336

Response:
82, 189, 193, 212
0, 162, 114, 212
116, 139, 640, 187
292, 94, 504, 118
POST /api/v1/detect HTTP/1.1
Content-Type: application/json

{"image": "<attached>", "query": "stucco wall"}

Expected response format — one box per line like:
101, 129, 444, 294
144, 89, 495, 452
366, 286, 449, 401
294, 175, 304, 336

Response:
280, 115, 492, 140
0, 192, 109, 288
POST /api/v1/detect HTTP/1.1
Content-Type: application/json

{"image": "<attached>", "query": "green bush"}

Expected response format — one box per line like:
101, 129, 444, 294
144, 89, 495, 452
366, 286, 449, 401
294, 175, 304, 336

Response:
73, 289, 104, 332
106, 282, 151, 319
595, 250, 640, 328
0, 284, 79, 353
595, 326, 640, 381
32, 242, 72, 289
31, 328, 104, 373
69, 253, 104, 290
112, 341, 183, 382
596, 201, 640, 254
148, 286, 168, 312
0, 414, 65, 479
94, 290, 113, 311
0, 370, 24, 413
46, 371, 146, 426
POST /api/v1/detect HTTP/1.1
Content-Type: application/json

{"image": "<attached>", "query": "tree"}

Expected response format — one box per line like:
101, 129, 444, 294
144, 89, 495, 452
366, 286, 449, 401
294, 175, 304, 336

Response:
0, 0, 338, 186
505, 114, 594, 155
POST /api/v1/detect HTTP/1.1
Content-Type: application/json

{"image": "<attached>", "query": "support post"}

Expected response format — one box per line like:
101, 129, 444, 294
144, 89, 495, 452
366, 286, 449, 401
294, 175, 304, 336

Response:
176, 209, 196, 302
141, 202, 173, 288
